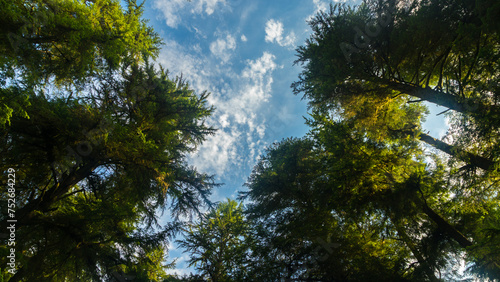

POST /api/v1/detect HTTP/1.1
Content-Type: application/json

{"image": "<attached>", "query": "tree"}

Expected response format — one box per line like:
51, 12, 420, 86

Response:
0, 0, 161, 85
294, 0, 499, 115
241, 111, 500, 280
0, 61, 218, 280
0, 0, 162, 129
291, 3, 500, 277
292, 0, 500, 170
177, 199, 251, 281
241, 136, 420, 281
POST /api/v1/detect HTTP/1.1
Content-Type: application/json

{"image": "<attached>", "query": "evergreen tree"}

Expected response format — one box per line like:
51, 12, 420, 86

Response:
242, 112, 500, 280
290, 2, 500, 278
292, 0, 500, 170
0, 0, 161, 84
0, 0, 162, 128
0, 62, 217, 281
177, 199, 251, 281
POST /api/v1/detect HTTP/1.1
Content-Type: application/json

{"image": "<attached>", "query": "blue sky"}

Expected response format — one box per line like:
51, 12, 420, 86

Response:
142, 0, 330, 193
139, 0, 448, 275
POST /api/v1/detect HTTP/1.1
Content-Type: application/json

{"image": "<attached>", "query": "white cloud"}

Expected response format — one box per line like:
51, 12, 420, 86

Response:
194, 0, 225, 15
265, 19, 296, 48
241, 34, 248, 42
190, 52, 277, 175
154, 0, 186, 28
157, 37, 278, 181
191, 128, 241, 174
154, 0, 226, 28
219, 114, 230, 128
313, 0, 330, 14
209, 34, 237, 63
242, 52, 276, 83
157, 39, 212, 94
265, 19, 283, 43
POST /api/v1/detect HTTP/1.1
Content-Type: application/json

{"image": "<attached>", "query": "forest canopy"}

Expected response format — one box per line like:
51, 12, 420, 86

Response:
1, 0, 500, 281
1, 0, 217, 281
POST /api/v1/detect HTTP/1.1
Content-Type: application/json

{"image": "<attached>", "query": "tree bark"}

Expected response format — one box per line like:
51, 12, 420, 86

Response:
398, 129, 495, 170
421, 204, 473, 249
417, 132, 495, 170
390, 216, 440, 282
378, 79, 499, 117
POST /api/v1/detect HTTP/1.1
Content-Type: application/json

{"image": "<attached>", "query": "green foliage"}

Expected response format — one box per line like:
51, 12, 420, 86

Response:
0, 60, 217, 280
0, 0, 163, 128
0, 86, 30, 127
228, 1, 500, 280
250, 1, 500, 279
0, 0, 217, 280
293, 0, 500, 168
241, 137, 416, 281
177, 199, 251, 281
0, 0, 161, 85
242, 109, 499, 280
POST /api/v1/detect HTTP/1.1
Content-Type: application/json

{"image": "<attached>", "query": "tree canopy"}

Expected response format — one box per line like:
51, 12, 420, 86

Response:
0, 0, 218, 280
236, 0, 500, 280
241, 111, 499, 280
280, 0, 500, 279
177, 199, 251, 281
2, 0, 500, 281
0, 0, 162, 129
0, 60, 218, 281
292, 0, 500, 171
0, 0, 161, 85
175, 0, 500, 280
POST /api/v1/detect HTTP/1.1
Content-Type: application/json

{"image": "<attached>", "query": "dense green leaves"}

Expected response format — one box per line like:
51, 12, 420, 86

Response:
0, 61, 218, 280
177, 199, 251, 281
0, 0, 163, 129
241, 114, 498, 280
0, 0, 161, 85
0, 2, 217, 276
1, 0, 499, 280
293, 0, 500, 170
172, 1, 499, 280
272, 0, 500, 280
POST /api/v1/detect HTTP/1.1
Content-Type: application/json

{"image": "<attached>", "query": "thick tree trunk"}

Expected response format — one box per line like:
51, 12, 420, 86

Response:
385, 80, 470, 113
421, 204, 473, 248
378, 79, 499, 117
398, 129, 495, 170
417, 133, 495, 170
390, 216, 440, 282
1, 160, 99, 231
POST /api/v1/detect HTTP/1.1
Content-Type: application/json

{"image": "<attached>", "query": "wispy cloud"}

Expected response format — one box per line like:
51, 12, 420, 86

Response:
191, 52, 277, 175
157, 38, 278, 180
209, 34, 237, 63
154, 0, 227, 28
265, 19, 296, 48
312, 0, 330, 14
194, 0, 226, 15
157, 39, 212, 94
